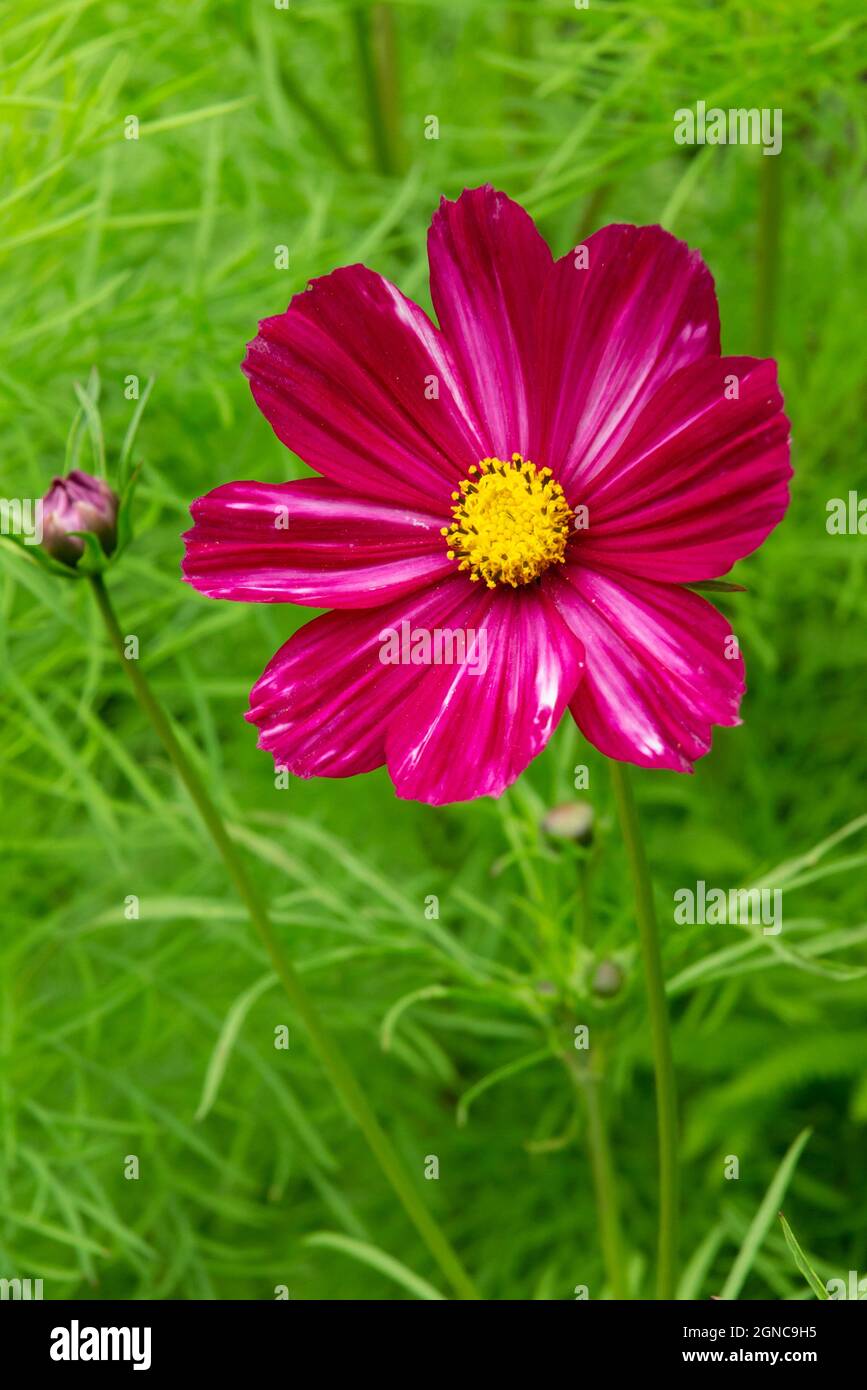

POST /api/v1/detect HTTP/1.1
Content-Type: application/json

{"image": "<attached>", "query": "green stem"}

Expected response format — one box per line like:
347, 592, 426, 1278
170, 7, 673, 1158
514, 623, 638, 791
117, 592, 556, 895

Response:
569, 858, 627, 1298
351, 4, 402, 176
88, 574, 479, 1301
609, 760, 678, 1299
576, 182, 612, 245
566, 1052, 629, 1299
576, 859, 591, 946
755, 152, 783, 356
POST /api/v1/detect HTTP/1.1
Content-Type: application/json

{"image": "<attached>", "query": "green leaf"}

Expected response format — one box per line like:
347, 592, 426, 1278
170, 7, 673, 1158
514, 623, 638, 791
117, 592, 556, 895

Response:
69, 528, 111, 575
115, 462, 142, 557
685, 579, 748, 594
304, 1233, 446, 1301
73, 372, 106, 478
380, 984, 449, 1052
719, 1129, 812, 1299
779, 1211, 829, 1299
118, 376, 155, 488
457, 1047, 552, 1127
195, 972, 278, 1122
0, 532, 79, 578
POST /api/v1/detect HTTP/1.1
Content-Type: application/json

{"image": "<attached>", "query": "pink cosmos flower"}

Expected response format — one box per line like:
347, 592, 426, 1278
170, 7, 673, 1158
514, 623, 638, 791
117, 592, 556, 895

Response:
183, 187, 791, 806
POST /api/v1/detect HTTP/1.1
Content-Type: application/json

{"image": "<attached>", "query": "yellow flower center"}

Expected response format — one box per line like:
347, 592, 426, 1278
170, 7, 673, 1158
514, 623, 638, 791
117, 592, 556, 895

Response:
442, 454, 573, 589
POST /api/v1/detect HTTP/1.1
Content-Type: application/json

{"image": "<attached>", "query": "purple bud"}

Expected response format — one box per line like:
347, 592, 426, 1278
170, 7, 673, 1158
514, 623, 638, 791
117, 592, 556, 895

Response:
41, 470, 119, 565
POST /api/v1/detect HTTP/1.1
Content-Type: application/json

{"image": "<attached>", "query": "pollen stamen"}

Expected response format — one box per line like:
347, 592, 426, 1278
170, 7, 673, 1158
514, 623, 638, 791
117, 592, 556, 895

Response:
443, 454, 572, 588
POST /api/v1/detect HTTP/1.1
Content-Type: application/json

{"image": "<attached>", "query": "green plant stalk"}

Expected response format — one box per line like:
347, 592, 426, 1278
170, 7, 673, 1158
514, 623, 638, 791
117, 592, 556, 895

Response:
565, 1052, 628, 1299
88, 573, 479, 1301
576, 182, 612, 244
371, 5, 403, 173
569, 860, 627, 1298
755, 152, 783, 356
610, 760, 678, 1299
576, 858, 592, 945
351, 4, 401, 175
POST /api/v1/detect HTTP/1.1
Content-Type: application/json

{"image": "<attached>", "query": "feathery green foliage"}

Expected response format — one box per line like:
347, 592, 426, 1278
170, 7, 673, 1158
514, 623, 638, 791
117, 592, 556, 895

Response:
1, 0, 866, 1299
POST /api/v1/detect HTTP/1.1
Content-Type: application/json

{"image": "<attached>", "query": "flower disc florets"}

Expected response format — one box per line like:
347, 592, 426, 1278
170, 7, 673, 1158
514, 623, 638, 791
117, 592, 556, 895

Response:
442, 454, 572, 588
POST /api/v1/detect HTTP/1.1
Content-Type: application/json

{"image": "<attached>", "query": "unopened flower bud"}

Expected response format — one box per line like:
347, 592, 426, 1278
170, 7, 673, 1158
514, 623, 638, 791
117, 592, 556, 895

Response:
41, 470, 119, 566
591, 960, 623, 998
541, 801, 594, 847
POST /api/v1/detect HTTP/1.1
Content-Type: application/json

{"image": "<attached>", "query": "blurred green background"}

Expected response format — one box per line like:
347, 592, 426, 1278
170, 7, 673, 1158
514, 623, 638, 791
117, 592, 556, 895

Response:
1, 0, 866, 1300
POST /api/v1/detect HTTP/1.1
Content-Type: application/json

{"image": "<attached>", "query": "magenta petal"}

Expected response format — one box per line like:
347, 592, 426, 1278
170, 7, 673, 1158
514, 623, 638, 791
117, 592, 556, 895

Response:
243, 266, 484, 511
385, 585, 584, 805
538, 224, 720, 494
246, 576, 485, 779
549, 564, 744, 772
183, 478, 452, 609
577, 357, 791, 582
428, 186, 553, 460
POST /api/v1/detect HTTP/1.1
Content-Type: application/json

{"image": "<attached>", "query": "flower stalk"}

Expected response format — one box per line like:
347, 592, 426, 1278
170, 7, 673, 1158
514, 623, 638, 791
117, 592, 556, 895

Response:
755, 152, 783, 356
609, 760, 678, 1300
569, 828, 628, 1300
87, 572, 479, 1302
351, 4, 402, 176
565, 1049, 629, 1300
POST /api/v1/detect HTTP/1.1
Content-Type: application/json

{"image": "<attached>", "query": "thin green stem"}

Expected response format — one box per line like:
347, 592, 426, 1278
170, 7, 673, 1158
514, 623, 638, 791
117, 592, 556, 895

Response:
88, 574, 479, 1301
609, 760, 678, 1299
371, 5, 402, 173
566, 1052, 629, 1299
569, 857, 627, 1299
576, 182, 612, 244
576, 859, 591, 945
755, 152, 783, 356
351, 4, 402, 176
